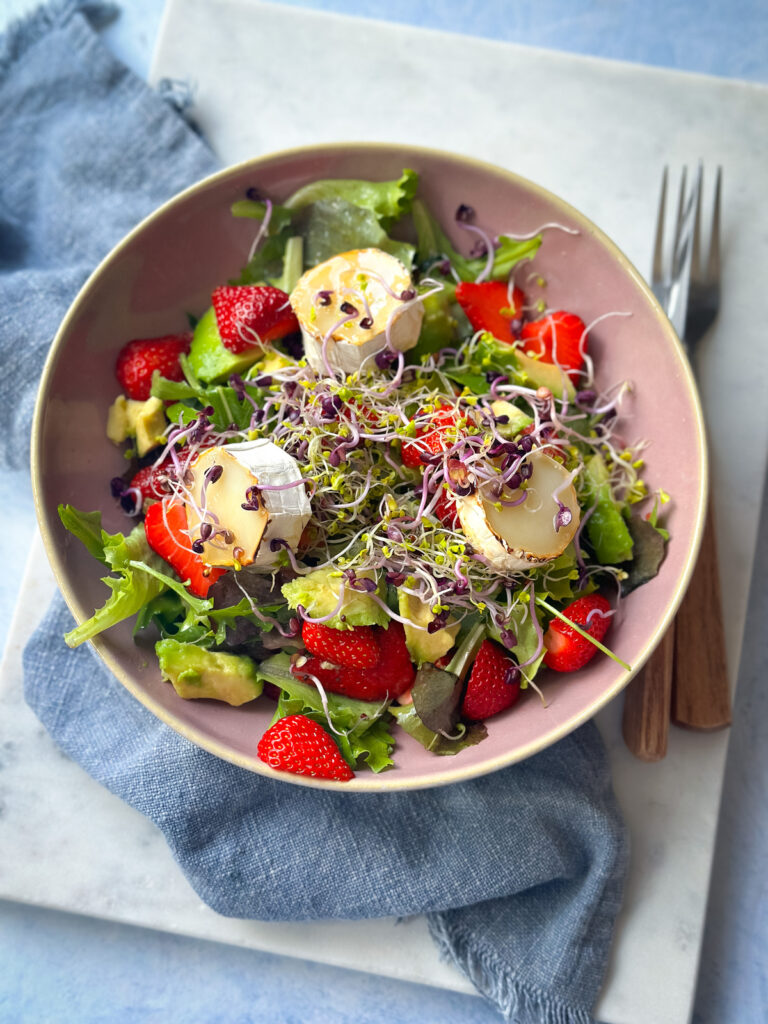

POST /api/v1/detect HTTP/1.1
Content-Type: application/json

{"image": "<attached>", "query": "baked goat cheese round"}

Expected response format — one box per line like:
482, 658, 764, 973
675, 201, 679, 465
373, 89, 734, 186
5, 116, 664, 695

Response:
455, 450, 580, 573
289, 248, 424, 375
186, 440, 311, 569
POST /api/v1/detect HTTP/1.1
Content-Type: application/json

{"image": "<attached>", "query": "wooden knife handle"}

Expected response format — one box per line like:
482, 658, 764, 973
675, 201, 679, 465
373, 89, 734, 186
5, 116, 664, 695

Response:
671, 493, 731, 729
622, 624, 674, 761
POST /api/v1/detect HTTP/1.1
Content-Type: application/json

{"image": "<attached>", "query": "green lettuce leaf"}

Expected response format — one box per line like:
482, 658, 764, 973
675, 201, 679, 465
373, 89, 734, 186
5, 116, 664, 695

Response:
257, 654, 394, 772
64, 561, 167, 649
621, 514, 667, 595
582, 453, 634, 564
284, 169, 418, 230
58, 505, 109, 563
413, 199, 541, 282
302, 198, 415, 269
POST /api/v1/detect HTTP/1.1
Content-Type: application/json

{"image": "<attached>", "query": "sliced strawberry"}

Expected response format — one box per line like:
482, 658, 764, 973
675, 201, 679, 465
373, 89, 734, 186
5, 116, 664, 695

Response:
257, 714, 353, 781
432, 484, 459, 529
460, 638, 521, 721
519, 311, 587, 381
543, 594, 612, 672
212, 285, 299, 354
115, 334, 191, 401
301, 622, 380, 669
129, 459, 176, 507
294, 621, 414, 702
144, 499, 226, 598
455, 280, 526, 343
401, 405, 461, 469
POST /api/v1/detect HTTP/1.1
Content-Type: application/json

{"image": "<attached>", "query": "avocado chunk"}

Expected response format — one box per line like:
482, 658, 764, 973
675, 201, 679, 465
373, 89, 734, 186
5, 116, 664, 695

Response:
106, 395, 167, 456
512, 348, 576, 401
188, 306, 264, 384
489, 399, 533, 438
281, 567, 389, 630
156, 638, 263, 706
398, 590, 460, 666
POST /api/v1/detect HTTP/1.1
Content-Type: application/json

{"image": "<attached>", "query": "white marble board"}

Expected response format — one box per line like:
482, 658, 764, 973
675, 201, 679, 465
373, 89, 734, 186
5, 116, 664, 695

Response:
2, 3, 767, 1023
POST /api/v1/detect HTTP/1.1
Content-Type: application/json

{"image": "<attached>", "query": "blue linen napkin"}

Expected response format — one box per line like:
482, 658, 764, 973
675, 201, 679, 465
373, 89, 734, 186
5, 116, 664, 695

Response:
4, 4, 629, 1021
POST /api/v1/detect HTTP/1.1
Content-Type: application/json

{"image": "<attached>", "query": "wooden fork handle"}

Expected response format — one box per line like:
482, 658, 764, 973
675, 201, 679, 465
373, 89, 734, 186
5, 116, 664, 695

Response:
622, 624, 674, 761
671, 493, 731, 730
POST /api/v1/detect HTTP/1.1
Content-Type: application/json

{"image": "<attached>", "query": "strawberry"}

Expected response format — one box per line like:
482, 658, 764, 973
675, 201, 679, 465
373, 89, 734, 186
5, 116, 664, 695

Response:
519, 311, 587, 381
115, 334, 191, 401
301, 621, 380, 669
433, 484, 459, 529
455, 280, 526, 343
211, 285, 299, 354
144, 498, 226, 598
401, 405, 461, 469
129, 459, 176, 507
257, 714, 353, 781
460, 638, 521, 721
294, 621, 415, 701
543, 594, 612, 672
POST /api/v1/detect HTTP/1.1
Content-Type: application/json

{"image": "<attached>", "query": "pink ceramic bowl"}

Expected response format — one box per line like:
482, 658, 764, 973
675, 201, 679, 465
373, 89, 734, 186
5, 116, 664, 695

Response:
32, 143, 706, 791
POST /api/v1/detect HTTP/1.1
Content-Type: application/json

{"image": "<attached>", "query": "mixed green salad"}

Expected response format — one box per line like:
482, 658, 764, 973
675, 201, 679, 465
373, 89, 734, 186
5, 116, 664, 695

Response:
59, 168, 669, 781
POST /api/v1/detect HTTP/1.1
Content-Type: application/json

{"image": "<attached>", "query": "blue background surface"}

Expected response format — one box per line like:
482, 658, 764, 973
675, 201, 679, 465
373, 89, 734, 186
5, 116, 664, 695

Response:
1, 1, 766, 1022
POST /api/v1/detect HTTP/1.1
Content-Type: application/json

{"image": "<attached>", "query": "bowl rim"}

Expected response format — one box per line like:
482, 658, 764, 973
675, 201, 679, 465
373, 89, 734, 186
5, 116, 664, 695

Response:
31, 141, 708, 791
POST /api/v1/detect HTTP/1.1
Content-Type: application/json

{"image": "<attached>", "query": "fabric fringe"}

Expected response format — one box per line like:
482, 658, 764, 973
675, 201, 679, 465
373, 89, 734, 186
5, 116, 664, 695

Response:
0, 0, 118, 83
428, 914, 595, 1024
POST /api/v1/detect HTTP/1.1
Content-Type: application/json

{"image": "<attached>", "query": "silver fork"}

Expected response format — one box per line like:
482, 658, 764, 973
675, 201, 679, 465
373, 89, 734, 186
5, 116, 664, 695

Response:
622, 165, 729, 761
651, 163, 722, 351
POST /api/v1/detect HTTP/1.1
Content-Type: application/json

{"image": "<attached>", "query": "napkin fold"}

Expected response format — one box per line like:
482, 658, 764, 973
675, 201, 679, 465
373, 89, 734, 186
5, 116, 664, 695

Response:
4, 4, 629, 1022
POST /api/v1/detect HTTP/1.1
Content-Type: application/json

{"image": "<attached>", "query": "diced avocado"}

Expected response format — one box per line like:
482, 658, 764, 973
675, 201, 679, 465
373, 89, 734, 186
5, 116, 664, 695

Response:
398, 590, 460, 666
281, 567, 389, 630
489, 399, 533, 438
106, 395, 167, 456
512, 348, 576, 401
188, 306, 264, 384
134, 397, 167, 456
156, 638, 263, 706
582, 453, 634, 564
245, 348, 293, 378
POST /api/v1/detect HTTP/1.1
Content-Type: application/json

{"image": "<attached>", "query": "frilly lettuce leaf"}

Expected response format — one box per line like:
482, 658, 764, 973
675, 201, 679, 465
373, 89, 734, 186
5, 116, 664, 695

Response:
257, 654, 394, 772
281, 567, 389, 629
284, 169, 418, 230
64, 561, 167, 649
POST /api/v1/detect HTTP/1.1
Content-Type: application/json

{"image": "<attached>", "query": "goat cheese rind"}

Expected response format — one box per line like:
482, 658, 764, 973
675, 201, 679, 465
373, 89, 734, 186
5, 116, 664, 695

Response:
290, 248, 423, 375
188, 440, 311, 569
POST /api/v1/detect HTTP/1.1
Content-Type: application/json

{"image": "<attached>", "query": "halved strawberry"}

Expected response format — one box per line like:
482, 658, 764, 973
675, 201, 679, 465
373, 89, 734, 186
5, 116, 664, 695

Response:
257, 714, 353, 781
144, 499, 226, 598
455, 280, 526, 343
129, 459, 176, 507
301, 622, 380, 669
543, 594, 612, 672
519, 311, 587, 381
401, 405, 462, 469
460, 638, 521, 721
294, 621, 414, 701
212, 285, 299, 354
433, 484, 459, 529
115, 334, 191, 401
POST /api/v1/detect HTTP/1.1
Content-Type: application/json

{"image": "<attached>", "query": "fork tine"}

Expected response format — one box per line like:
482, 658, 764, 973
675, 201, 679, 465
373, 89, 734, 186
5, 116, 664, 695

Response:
674, 166, 687, 247
691, 163, 704, 279
705, 166, 722, 288
652, 166, 668, 289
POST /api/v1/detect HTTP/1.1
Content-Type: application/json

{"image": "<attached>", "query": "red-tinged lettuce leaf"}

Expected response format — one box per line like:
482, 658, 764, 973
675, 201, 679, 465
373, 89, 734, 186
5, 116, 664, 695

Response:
621, 515, 667, 595
411, 664, 463, 735
390, 703, 487, 756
